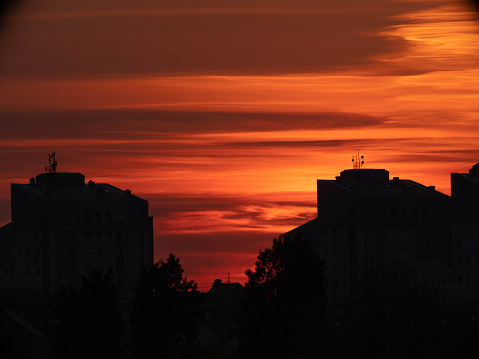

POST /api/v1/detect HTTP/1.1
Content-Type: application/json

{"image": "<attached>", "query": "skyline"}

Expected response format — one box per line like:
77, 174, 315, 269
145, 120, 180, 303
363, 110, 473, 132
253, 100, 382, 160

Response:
1, 0, 479, 288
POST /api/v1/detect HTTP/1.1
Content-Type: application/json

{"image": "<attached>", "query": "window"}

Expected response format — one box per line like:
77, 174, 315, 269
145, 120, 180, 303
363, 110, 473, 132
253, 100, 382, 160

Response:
95, 211, 102, 225
332, 210, 337, 220
83, 211, 92, 225
413, 208, 419, 221
113, 212, 123, 223
107, 211, 113, 225
349, 208, 357, 222
392, 243, 399, 253
116, 232, 124, 247
85, 250, 93, 263
421, 207, 430, 223
390, 207, 400, 221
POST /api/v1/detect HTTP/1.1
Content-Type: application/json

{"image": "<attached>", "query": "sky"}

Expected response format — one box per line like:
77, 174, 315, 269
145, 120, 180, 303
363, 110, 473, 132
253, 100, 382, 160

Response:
1, 0, 479, 289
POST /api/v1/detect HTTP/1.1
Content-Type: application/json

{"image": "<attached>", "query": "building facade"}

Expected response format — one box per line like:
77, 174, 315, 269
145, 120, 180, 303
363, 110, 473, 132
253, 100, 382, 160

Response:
0, 171, 153, 293
284, 165, 479, 303
450, 164, 479, 302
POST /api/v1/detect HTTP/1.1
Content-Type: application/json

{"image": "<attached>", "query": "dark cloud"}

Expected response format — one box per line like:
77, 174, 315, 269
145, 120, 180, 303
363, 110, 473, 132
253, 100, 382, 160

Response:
387, 152, 479, 165
0, 0, 442, 77
0, 109, 386, 140
13, 0, 438, 15
151, 193, 317, 248
0, 0, 24, 31
149, 193, 316, 215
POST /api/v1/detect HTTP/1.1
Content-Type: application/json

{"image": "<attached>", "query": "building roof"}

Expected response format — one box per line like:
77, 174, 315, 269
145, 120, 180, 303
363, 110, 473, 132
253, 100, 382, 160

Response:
322, 169, 449, 199
283, 217, 319, 241
13, 172, 145, 203
452, 172, 479, 187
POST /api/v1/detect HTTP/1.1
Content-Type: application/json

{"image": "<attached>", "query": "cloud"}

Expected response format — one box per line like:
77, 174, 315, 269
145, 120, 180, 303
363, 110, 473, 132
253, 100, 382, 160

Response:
0, 0, 443, 77
151, 192, 316, 233
0, 109, 387, 140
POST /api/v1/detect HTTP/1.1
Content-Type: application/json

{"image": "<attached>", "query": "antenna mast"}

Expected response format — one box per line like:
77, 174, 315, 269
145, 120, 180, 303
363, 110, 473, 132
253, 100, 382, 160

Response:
45, 151, 57, 173
352, 150, 364, 169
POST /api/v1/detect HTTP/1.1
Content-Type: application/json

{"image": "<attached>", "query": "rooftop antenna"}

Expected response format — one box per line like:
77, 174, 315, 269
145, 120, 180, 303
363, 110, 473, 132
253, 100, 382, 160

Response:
45, 151, 57, 173
352, 150, 364, 169
219, 272, 232, 284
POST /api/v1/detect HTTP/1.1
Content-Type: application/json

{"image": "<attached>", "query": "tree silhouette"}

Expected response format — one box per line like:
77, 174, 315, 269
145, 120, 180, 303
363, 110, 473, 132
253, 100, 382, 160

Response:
238, 235, 327, 359
129, 253, 201, 359
51, 269, 124, 359
0, 305, 29, 359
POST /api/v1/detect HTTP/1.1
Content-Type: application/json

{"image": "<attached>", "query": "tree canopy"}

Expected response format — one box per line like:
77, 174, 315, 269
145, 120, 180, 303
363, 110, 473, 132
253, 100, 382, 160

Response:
238, 235, 327, 359
51, 269, 124, 359
129, 253, 201, 359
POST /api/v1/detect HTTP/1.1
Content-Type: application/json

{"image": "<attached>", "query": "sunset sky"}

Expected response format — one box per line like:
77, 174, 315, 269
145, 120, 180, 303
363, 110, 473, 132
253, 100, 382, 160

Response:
1, 0, 479, 289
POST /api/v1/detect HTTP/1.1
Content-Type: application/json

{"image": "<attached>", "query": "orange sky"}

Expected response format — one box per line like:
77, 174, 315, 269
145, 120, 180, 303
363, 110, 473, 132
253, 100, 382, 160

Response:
1, 0, 479, 289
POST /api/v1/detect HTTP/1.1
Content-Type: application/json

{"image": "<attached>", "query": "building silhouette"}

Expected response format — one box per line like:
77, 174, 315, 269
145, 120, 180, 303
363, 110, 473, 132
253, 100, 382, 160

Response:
0, 157, 153, 293
451, 164, 479, 302
199, 279, 245, 354
285, 162, 479, 304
